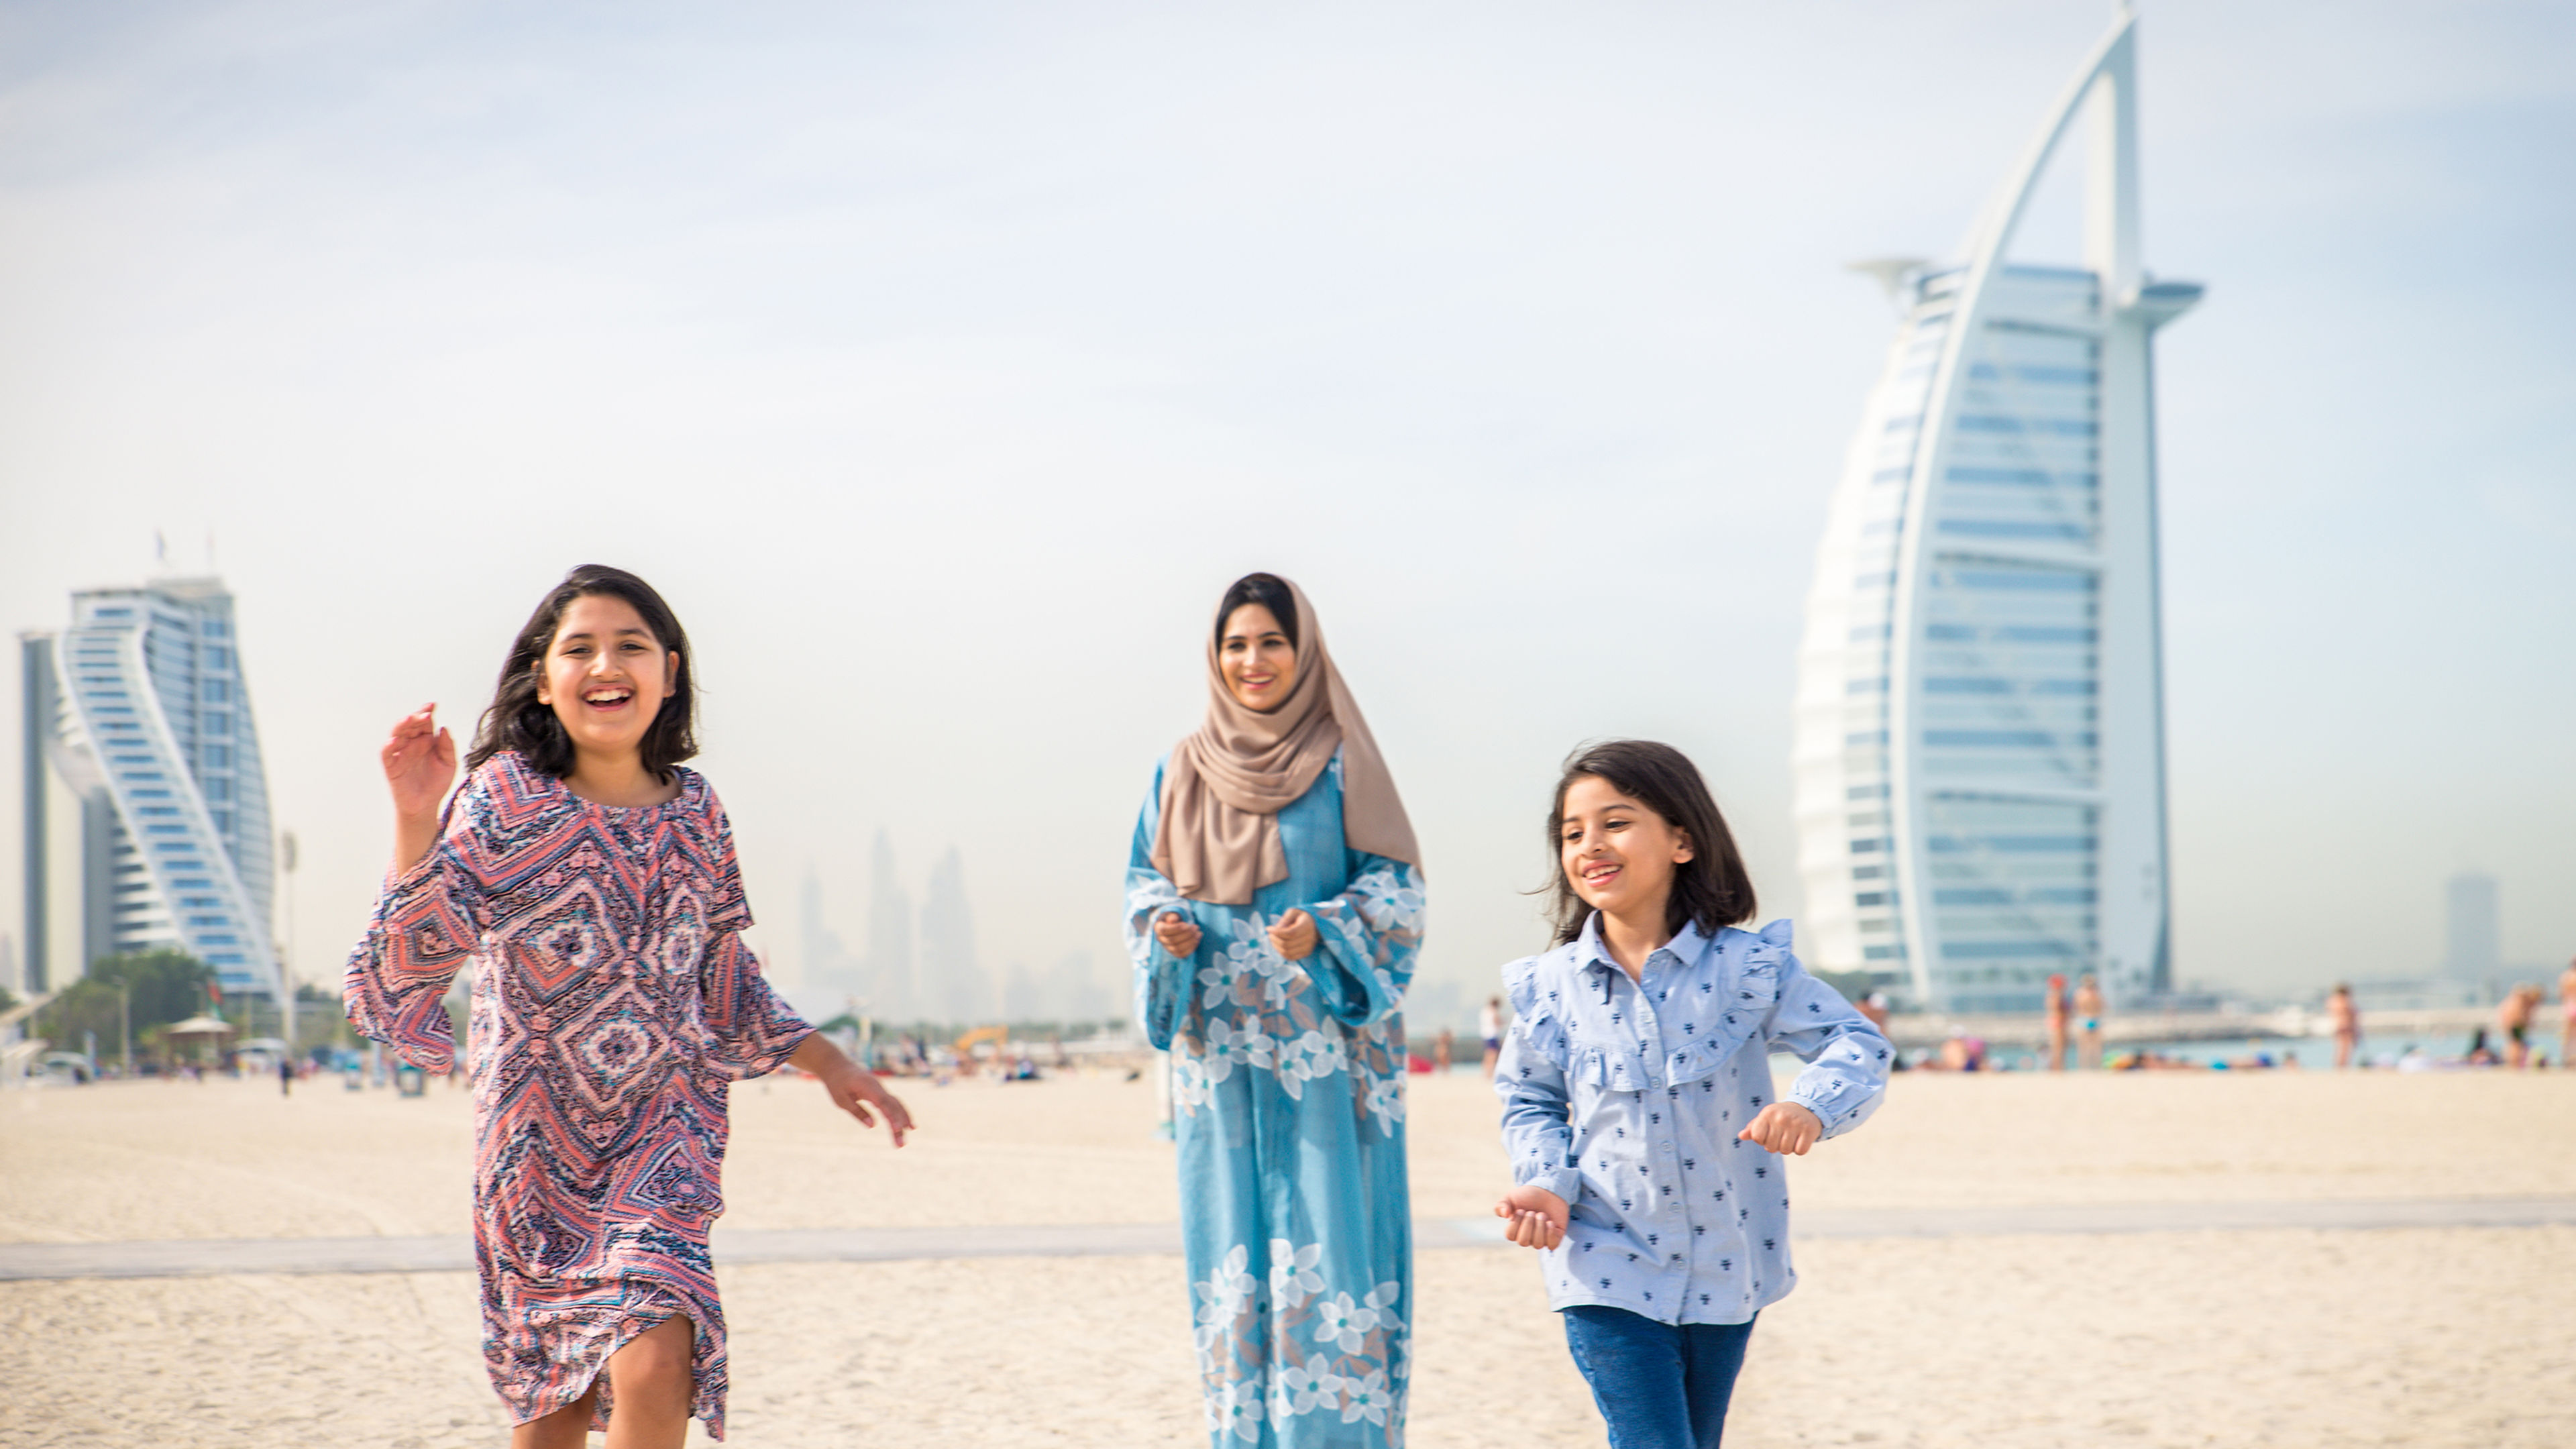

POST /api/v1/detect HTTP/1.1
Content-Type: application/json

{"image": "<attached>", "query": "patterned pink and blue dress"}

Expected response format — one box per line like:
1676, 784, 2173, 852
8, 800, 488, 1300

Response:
345, 750, 810, 1439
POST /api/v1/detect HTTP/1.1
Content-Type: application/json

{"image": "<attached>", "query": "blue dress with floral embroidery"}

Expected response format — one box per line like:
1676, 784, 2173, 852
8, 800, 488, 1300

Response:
1126, 749, 1427, 1448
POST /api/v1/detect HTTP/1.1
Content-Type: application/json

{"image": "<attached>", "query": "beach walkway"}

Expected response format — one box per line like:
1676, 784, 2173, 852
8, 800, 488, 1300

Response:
4, 1068, 2571, 1447
9, 1194, 2576, 1282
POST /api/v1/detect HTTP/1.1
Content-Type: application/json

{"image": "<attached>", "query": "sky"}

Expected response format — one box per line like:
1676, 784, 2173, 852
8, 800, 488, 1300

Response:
1, 0, 2571, 1027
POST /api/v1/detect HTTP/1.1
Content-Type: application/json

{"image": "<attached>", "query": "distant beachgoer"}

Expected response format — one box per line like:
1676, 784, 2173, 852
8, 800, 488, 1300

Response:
1937, 1030, 1986, 1072
2500, 986, 2539, 1070
2044, 971, 2071, 1072
1481, 996, 1505, 1079
278, 1055, 294, 1097
2327, 983, 2361, 1069
2072, 975, 2106, 1070
2560, 958, 2576, 1068
345, 566, 912, 1448
1434, 1026, 1455, 1073
1856, 989, 1890, 1033
1124, 573, 1424, 1448
2465, 1027, 2498, 1067
1494, 741, 1890, 1449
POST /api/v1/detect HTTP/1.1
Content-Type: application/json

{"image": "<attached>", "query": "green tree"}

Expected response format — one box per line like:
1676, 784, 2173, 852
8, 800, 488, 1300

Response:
30, 951, 217, 1055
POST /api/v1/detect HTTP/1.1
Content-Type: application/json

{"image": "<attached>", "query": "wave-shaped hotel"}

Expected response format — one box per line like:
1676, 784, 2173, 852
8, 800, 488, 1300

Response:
1792, 12, 2197, 1014
19, 576, 280, 999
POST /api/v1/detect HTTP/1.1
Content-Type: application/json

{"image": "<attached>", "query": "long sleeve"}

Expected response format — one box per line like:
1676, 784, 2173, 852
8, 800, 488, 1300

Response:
695, 794, 811, 1080
1303, 852, 1424, 1030
698, 934, 812, 1080
1760, 926, 1893, 1139
1493, 960, 1582, 1205
343, 793, 488, 1073
1123, 761, 1196, 1050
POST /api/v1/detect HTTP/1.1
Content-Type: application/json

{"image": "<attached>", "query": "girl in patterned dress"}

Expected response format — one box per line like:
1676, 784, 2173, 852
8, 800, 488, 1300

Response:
1126, 574, 1427, 1448
346, 564, 913, 1448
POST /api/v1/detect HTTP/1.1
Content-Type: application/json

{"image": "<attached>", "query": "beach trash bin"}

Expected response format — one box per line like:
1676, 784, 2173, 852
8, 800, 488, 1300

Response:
395, 1064, 428, 1097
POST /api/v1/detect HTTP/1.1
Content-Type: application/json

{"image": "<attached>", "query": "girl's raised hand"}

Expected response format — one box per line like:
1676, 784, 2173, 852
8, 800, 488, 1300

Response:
1153, 911, 1203, 958
1492, 1184, 1568, 1250
383, 704, 458, 821
1266, 908, 1318, 961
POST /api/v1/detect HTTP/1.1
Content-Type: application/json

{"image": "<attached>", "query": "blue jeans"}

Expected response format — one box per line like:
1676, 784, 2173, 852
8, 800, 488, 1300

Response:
1560, 1306, 1758, 1449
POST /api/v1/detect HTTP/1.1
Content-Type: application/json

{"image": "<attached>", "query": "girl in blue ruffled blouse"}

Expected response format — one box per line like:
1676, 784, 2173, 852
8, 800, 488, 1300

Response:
1492, 740, 1891, 1448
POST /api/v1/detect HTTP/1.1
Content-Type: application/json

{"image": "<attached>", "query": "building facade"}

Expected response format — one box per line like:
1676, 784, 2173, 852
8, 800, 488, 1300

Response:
20, 577, 280, 998
1792, 12, 2197, 1013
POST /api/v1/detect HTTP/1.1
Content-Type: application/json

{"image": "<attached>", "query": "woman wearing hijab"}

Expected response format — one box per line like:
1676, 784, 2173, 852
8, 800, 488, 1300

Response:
1126, 572, 1426, 1448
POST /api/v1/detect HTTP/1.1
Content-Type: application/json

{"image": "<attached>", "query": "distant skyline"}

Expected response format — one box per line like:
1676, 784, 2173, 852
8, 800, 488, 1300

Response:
1, 1, 2571, 1019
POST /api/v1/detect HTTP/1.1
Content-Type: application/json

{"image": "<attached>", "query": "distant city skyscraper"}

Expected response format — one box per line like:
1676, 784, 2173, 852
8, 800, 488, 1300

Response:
1792, 10, 2198, 1012
2443, 873, 2500, 985
19, 576, 280, 998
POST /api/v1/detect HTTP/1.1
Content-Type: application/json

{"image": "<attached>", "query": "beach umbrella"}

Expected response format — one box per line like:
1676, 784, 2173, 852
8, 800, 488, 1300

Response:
164, 1015, 235, 1067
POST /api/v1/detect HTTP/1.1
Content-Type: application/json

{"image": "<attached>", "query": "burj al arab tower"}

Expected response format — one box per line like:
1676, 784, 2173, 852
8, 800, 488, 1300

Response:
1792, 10, 2198, 1014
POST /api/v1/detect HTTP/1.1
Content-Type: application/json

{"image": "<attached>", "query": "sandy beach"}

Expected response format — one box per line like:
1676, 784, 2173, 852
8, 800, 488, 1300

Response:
4, 1065, 2573, 1447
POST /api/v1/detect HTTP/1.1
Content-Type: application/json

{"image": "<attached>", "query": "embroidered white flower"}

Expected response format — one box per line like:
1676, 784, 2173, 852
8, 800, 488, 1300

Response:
1338, 1368, 1395, 1426
1362, 1279, 1405, 1332
1348, 864, 1425, 934
1218, 916, 1303, 1006
1214, 1377, 1267, 1444
1197, 963, 1238, 1010
1203, 1017, 1274, 1079
1271, 1353, 1342, 1422
1311, 1290, 1380, 1354
1196, 1242, 1259, 1327
1277, 1029, 1350, 1094
1364, 1071, 1405, 1134
1171, 1053, 1214, 1111
1268, 1239, 1326, 1309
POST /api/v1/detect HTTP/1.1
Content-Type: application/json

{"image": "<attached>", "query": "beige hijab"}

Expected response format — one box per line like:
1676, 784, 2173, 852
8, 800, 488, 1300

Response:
1151, 578, 1419, 905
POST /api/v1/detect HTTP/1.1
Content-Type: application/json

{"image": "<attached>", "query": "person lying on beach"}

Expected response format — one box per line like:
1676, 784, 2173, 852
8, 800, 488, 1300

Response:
1491, 741, 1890, 1448
346, 565, 911, 1449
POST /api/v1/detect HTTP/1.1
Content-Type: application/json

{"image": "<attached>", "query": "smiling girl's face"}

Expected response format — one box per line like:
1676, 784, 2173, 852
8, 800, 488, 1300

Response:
535, 593, 678, 764
1558, 773, 1695, 921
1219, 602, 1297, 712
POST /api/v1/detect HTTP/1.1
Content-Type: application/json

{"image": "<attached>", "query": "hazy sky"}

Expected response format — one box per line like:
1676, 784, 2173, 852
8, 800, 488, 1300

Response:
3, 0, 2570, 1023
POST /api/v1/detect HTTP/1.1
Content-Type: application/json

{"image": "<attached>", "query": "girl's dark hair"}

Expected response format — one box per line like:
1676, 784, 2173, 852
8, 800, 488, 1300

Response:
1545, 739, 1756, 945
1214, 572, 1299, 650
466, 564, 698, 782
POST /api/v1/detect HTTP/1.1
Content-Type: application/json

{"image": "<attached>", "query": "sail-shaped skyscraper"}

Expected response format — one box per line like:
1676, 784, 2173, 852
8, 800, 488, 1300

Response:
20, 576, 280, 999
1792, 11, 2197, 1013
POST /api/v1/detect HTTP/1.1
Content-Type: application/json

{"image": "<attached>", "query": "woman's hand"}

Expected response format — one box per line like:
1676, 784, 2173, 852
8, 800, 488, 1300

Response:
383, 704, 456, 873
1737, 1102, 1823, 1156
1153, 912, 1202, 958
1267, 908, 1318, 961
1493, 1184, 1568, 1250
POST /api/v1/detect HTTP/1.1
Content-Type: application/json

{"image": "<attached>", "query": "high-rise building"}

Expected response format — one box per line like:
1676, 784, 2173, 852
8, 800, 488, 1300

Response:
20, 577, 280, 998
1792, 11, 2197, 1013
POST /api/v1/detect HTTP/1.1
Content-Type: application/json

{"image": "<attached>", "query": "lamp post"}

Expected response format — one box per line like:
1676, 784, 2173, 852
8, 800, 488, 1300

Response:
119, 983, 131, 1077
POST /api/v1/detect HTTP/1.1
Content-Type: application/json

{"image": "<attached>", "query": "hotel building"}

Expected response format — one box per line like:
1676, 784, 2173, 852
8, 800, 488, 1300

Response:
1791, 11, 2198, 1012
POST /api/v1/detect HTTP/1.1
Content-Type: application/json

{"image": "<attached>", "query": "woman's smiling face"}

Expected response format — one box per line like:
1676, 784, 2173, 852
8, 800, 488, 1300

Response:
1558, 773, 1694, 919
536, 593, 678, 761
1219, 602, 1297, 712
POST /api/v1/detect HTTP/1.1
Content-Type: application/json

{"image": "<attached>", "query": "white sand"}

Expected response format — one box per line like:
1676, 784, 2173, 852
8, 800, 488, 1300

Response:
3, 1067, 2573, 1446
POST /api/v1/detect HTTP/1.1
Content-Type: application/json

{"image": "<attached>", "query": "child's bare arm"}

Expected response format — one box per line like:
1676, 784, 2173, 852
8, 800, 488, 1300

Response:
789, 1034, 915, 1147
